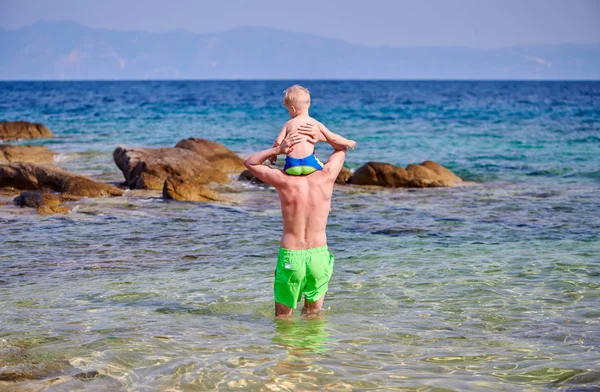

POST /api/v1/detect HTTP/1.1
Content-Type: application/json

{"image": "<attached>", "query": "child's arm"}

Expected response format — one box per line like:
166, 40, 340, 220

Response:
269, 125, 287, 164
317, 122, 356, 150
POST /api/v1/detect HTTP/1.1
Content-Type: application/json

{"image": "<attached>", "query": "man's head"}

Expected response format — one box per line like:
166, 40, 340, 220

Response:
283, 85, 310, 116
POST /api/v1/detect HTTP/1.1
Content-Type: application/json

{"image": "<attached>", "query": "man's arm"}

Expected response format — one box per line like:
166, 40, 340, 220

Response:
322, 146, 348, 181
269, 125, 287, 164
244, 133, 301, 187
272, 125, 287, 147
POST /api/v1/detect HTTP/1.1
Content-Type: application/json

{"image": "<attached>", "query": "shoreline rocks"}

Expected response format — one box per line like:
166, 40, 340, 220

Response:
336, 167, 353, 184
175, 138, 246, 174
113, 146, 230, 191
350, 160, 462, 188
0, 145, 57, 163
13, 191, 70, 214
163, 175, 225, 202
0, 121, 54, 140
0, 163, 124, 197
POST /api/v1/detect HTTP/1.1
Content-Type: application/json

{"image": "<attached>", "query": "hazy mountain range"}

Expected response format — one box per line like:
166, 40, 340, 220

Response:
1, 21, 599, 80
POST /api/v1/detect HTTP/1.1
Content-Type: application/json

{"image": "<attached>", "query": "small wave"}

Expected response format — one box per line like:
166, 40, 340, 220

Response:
53, 153, 70, 162
372, 227, 426, 237
568, 136, 600, 144
527, 168, 572, 177
573, 171, 600, 180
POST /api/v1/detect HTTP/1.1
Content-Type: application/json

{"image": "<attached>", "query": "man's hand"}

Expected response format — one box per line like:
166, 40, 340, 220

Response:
269, 141, 280, 164
278, 132, 302, 155
297, 122, 322, 144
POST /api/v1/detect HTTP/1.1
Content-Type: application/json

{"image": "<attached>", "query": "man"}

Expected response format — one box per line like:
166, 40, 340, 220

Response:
243, 124, 347, 317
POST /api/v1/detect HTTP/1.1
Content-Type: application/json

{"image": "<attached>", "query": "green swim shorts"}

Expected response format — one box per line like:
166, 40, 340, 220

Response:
274, 246, 335, 309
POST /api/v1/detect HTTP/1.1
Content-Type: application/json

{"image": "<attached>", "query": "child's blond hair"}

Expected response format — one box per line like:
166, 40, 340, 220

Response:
283, 85, 310, 109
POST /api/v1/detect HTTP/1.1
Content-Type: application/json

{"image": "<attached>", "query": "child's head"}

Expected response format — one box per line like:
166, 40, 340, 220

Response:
283, 85, 310, 116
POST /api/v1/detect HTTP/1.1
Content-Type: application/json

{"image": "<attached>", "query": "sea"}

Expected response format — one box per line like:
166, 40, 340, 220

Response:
0, 81, 599, 391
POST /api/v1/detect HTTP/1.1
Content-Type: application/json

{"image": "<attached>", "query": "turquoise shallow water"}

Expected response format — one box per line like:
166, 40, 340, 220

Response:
0, 81, 599, 390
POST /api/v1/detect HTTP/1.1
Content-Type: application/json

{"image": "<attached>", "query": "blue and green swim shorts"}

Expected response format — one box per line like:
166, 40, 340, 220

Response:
284, 154, 324, 176
274, 246, 335, 309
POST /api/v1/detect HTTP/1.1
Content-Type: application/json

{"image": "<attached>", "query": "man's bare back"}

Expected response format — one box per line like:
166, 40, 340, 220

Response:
276, 167, 334, 250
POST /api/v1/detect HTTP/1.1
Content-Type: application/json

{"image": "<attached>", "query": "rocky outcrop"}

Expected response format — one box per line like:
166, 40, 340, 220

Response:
0, 163, 123, 197
0, 121, 54, 140
238, 169, 264, 185
13, 191, 70, 214
0, 145, 57, 163
175, 138, 246, 173
162, 175, 225, 202
336, 167, 353, 184
351, 160, 462, 187
419, 160, 463, 185
113, 146, 230, 190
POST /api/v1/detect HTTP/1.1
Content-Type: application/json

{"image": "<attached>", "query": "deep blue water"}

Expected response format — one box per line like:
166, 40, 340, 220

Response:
1, 81, 599, 391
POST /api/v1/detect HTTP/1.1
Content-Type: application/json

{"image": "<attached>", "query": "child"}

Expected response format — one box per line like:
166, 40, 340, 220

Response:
271, 85, 356, 175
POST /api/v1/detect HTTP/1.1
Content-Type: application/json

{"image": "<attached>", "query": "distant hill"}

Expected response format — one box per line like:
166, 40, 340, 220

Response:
1, 21, 599, 80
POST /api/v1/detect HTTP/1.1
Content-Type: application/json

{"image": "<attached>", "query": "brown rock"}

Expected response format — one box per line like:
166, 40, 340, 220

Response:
351, 161, 462, 188
406, 164, 438, 188
13, 191, 70, 214
162, 176, 225, 202
175, 138, 246, 173
113, 146, 230, 190
0, 163, 123, 197
421, 160, 462, 186
351, 162, 411, 187
336, 167, 353, 184
238, 169, 265, 184
0, 145, 57, 163
0, 121, 54, 140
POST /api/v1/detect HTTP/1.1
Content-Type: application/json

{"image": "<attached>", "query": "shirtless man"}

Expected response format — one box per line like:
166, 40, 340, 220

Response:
243, 125, 347, 317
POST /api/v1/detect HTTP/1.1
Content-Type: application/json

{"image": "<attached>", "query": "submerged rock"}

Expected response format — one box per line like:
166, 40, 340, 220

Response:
113, 146, 230, 190
0, 145, 57, 163
0, 121, 54, 140
351, 160, 462, 188
0, 163, 123, 197
0, 344, 70, 382
163, 175, 225, 202
175, 138, 246, 173
13, 191, 70, 214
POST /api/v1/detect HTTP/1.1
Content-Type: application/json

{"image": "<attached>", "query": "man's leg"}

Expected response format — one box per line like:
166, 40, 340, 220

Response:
275, 302, 293, 318
303, 295, 325, 315
303, 248, 333, 315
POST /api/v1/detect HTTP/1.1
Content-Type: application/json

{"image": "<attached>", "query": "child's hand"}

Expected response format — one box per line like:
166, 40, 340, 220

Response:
347, 140, 357, 150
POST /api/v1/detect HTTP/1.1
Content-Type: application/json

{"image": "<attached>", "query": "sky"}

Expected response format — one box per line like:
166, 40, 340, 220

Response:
0, 0, 599, 48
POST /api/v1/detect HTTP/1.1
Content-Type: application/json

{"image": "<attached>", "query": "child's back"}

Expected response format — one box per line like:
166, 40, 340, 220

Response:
284, 115, 319, 158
